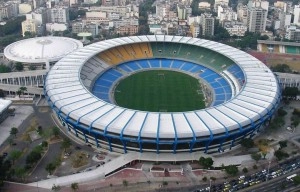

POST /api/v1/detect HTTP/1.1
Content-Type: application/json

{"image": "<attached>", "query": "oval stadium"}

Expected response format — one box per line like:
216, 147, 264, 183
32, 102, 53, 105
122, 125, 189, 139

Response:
44, 35, 281, 154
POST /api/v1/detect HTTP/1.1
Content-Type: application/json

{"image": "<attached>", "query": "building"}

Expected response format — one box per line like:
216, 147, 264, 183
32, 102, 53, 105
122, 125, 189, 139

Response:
247, 7, 267, 32
217, 6, 237, 22
257, 40, 300, 54
276, 72, 300, 90
198, 2, 211, 10
72, 22, 99, 37
0, 99, 12, 124
285, 25, 300, 41
49, 7, 69, 23
224, 23, 247, 36
26, 7, 47, 25
44, 35, 280, 155
46, 23, 68, 32
294, 5, 300, 26
21, 19, 38, 36
237, 3, 248, 25
0, 2, 18, 21
177, 5, 187, 20
116, 24, 138, 35
190, 22, 200, 37
18, 3, 33, 15
201, 13, 214, 36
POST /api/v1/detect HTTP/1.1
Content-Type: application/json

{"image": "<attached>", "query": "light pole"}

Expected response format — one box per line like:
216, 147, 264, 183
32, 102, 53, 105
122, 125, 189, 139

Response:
209, 179, 212, 192
36, 177, 39, 192
266, 161, 271, 181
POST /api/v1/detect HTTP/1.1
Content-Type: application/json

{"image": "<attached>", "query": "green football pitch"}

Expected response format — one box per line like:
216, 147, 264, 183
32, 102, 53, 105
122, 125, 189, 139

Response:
114, 70, 205, 112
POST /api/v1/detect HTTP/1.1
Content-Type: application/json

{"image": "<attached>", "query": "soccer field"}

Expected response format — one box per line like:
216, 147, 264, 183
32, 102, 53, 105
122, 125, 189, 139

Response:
114, 70, 205, 112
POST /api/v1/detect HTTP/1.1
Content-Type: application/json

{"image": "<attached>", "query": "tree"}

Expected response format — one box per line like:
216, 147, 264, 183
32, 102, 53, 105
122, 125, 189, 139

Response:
45, 163, 56, 175
71, 182, 79, 191
242, 167, 248, 173
274, 150, 289, 161
9, 150, 22, 164
28, 65, 36, 70
279, 140, 287, 149
41, 141, 48, 148
210, 177, 216, 182
10, 127, 18, 137
0, 64, 11, 73
52, 184, 61, 191
240, 138, 254, 148
251, 153, 261, 162
225, 165, 239, 176
26, 150, 42, 165
162, 181, 168, 186
270, 64, 292, 73
282, 87, 299, 99
277, 108, 287, 117
14, 167, 26, 181
202, 176, 208, 181
253, 164, 258, 169
0, 157, 12, 186
15, 62, 23, 71
293, 175, 300, 185
61, 138, 71, 152
52, 127, 60, 138
199, 157, 214, 169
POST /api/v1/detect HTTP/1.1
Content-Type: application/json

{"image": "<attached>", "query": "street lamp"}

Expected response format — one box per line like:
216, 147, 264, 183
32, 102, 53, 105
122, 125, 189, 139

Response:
209, 179, 212, 192
266, 161, 271, 181
36, 177, 39, 192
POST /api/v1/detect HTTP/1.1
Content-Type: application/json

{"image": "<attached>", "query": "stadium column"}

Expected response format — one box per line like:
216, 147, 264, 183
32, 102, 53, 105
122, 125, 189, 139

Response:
94, 134, 99, 148
156, 114, 161, 154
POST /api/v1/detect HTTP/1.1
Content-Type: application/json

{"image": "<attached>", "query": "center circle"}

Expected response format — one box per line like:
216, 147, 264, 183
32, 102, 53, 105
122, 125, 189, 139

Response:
113, 70, 206, 112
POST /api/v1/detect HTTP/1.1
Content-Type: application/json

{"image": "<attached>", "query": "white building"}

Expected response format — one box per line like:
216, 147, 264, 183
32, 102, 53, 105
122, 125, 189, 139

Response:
72, 22, 99, 37
198, 2, 211, 10
46, 23, 68, 32
190, 22, 200, 37
237, 3, 248, 25
218, 6, 237, 22
224, 22, 247, 36
247, 7, 267, 32
294, 5, 300, 26
26, 7, 47, 25
49, 7, 69, 23
285, 25, 300, 41
18, 3, 32, 15
247, 0, 269, 12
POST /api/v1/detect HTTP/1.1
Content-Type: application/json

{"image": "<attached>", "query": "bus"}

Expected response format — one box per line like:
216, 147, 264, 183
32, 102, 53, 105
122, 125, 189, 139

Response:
286, 174, 297, 181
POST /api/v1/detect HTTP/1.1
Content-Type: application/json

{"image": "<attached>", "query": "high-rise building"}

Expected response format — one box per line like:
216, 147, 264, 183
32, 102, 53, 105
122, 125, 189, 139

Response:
49, 7, 69, 23
294, 5, 300, 26
22, 19, 38, 36
26, 7, 47, 25
247, 7, 267, 32
286, 25, 300, 41
190, 22, 200, 37
201, 13, 214, 36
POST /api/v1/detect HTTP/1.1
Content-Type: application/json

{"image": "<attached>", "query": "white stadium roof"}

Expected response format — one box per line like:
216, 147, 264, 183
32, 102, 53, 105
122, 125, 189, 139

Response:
45, 35, 280, 139
4, 36, 83, 63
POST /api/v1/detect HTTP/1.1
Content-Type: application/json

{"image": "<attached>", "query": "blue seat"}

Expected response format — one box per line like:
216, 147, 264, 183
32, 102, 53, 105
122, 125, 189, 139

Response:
107, 69, 123, 77
215, 94, 226, 101
126, 62, 141, 70
180, 62, 195, 71
161, 59, 172, 68
210, 82, 222, 89
93, 85, 110, 93
171, 60, 184, 69
149, 59, 160, 68
100, 73, 119, 82
118, 64, 132, 72
214, 88, 224, 95
138, 60, 150, 68
95, 79, 113, 88
190, 65, 206, 73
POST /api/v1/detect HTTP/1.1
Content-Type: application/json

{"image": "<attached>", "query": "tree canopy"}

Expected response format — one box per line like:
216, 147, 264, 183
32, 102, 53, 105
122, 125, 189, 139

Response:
0, 64, 11, 73
225, 165, 239, 176
199, 156, 214, 169
282, 87, 299, 98
240, 138, 254, 148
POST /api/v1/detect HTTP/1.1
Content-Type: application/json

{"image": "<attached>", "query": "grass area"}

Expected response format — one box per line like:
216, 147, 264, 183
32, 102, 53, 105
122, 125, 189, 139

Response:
72, 152, 89, 168
114, 70, 205, 112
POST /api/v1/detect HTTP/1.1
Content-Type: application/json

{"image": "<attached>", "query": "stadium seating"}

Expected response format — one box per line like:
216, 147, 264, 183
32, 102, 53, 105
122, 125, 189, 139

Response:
226, 65, 245, 86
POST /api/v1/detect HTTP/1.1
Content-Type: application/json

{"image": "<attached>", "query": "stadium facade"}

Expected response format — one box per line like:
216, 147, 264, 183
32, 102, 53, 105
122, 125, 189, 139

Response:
45, 35, 281, 154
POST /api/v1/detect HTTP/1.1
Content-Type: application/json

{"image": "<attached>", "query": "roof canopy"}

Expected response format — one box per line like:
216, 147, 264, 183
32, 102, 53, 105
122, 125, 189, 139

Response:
4, 36, 83, 63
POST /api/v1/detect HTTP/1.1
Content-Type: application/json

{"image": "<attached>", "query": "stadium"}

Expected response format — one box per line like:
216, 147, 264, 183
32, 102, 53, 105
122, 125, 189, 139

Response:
44, 35, 281, 154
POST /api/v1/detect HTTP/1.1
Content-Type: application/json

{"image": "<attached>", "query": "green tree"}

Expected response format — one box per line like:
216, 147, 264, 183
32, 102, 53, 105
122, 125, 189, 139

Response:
293, 175, 300, 185
10, 127, 18, 137
242, 167, 248, 173
15, 62, 24, 71
202, 176, 208, 181
14, 167, 26, 181
61, 138, 71, 152
251, 153, 261, 162
52, 184, 61, 191
0, 157, 12, 186
199, 157, 214, 169
0, 64, 11, 73
225, 165, 239, 176
277, 108, 287, 117
274, 150, 289, 161
240, 138, 254, 148
270, 64, 292, 73
41, 141, 48, 148
52, 127, 60, 138
71, 182, 79, 191
162, 181, 168, 186
282, 87, 299, 99
9, 150, 22, 164
279, 140, 287, 149
45, 163, 56, 175
26, 150, 42, 165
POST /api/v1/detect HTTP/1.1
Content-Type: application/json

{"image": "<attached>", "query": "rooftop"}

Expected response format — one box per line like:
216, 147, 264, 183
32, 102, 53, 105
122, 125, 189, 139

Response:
4, 36, 83, 63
